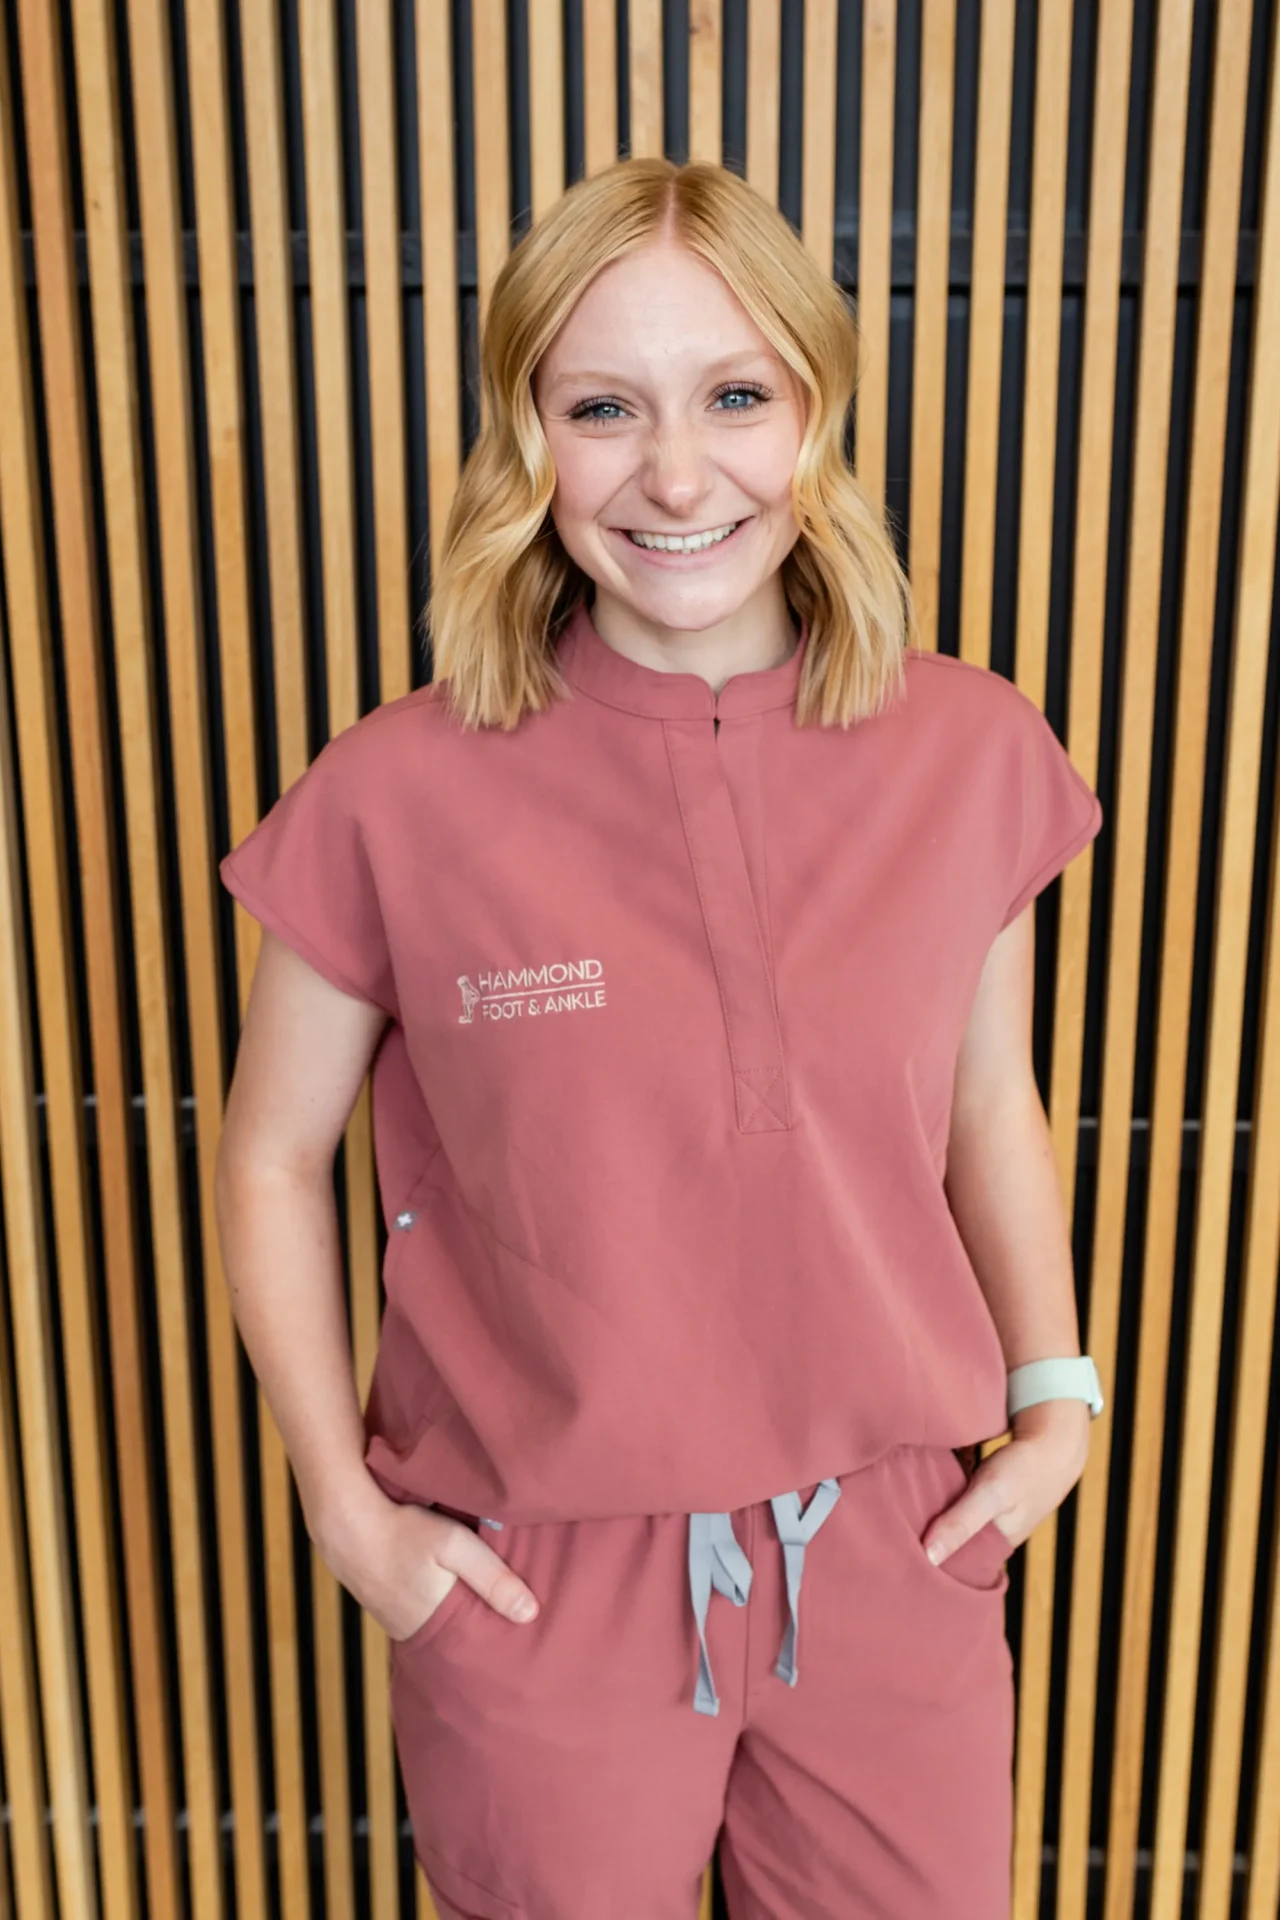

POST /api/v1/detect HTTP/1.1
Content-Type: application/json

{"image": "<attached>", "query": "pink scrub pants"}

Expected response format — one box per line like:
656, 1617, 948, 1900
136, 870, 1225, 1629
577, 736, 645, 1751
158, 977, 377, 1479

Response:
389, 1442, 1014, 1918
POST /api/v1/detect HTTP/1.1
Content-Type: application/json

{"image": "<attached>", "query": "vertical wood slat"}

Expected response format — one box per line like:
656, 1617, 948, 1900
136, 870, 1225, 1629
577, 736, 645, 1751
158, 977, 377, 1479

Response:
1090, 6, 1197, 1915
185, 3, 278, 1912
582, 0, 617, 176
417, 0, 463, 585
473, 0, 511, 336
65, 0, 192, 1910
1050, 3, 1138, 1914
529, 0, 566, 218
687, 0, 721, 166
297, 4, 367, 1915
354, 16, 409, 1915
0, 21, 91, 1915
0, 619, 61, 1920
235, 2, 316, 1911
854, 0, 896, 509
800, 0, 837, 272
744, 0, 780, 203
998, 3, 1079, 1911
908, 0, 955, 653
1193, 36, 1280, 1920
956, 0, 1015, 673
358, 6, 411, 703
629, 0, 663, 158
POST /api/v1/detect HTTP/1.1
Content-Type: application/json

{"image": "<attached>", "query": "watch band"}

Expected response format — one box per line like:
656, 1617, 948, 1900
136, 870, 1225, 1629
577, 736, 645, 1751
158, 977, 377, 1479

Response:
1007, 1355, 1105, 1421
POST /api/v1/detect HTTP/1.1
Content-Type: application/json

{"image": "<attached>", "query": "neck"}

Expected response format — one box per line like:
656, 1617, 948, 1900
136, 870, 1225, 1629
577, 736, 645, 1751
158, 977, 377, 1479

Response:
588, 586, 799, 696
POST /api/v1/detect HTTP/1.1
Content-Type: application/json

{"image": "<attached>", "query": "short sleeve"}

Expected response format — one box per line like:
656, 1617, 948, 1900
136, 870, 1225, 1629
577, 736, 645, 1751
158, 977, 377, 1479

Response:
220, 730, 397, 1019
999, 694, 1103, 930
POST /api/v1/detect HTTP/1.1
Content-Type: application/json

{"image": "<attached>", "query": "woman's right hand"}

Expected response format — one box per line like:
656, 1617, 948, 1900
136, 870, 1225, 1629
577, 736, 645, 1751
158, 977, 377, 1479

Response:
321, 1493, 541, 1642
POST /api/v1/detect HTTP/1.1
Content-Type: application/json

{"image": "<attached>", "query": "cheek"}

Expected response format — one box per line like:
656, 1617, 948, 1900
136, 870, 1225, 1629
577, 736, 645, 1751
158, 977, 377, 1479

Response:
727, 425, 802, 515
542, 432, 630, 526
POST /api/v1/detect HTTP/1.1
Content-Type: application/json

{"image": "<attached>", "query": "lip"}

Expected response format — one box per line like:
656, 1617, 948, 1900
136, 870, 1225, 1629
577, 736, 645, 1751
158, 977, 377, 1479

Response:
610, 518, 752, 566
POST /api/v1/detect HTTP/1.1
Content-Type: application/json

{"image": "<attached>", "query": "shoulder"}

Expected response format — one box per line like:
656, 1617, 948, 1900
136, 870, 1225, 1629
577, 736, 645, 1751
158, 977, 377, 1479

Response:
899, 648, 1050, 753
321, 683, 447, 756
903, 647, 1034, 711
310, 681, 476, 784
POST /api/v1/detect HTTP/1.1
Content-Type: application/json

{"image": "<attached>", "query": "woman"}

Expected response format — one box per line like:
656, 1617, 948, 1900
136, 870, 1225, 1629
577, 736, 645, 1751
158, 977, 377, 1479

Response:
216, 157, 1105, 1919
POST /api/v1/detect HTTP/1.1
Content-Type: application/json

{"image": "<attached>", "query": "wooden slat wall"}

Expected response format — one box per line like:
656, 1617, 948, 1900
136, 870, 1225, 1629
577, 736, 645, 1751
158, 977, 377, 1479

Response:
0, 4, 1278, 1917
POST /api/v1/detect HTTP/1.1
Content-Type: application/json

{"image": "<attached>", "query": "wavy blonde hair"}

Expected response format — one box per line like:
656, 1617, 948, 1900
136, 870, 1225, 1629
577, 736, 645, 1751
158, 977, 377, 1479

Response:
424, 157, 916, 730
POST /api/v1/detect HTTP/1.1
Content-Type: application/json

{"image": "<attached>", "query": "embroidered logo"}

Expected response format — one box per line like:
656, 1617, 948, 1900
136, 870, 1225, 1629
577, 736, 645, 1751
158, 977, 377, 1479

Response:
457, 959, 607, 1023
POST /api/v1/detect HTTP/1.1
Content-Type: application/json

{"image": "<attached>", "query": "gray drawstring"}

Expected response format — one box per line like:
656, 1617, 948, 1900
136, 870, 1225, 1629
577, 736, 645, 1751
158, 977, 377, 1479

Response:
688, 1511, 755, 1715
686, 1479, 841, 1715
768, 1481, 841, 1686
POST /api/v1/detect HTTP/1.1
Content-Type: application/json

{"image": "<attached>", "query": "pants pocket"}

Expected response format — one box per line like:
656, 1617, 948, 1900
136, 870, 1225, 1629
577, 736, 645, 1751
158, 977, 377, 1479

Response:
889, 1444, 1011, 1597
930, 1514, 1011, 1594
390, 1510, 517, 1666
929, 1449, 1009, 1594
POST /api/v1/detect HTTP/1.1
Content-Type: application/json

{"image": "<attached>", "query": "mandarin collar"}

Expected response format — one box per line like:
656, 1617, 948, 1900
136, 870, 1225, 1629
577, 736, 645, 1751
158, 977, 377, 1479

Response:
554, 600, 808, 720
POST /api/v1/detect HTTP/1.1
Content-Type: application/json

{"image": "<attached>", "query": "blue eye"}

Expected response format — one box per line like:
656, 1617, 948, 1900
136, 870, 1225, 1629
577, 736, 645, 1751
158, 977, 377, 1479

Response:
711, 383, 771, 410
567, 382, 773, 424
569, 399, 628, 422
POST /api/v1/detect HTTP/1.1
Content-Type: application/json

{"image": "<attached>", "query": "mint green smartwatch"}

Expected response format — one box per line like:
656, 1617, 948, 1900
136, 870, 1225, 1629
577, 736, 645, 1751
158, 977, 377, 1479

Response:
1007, 1355, 1105, 1421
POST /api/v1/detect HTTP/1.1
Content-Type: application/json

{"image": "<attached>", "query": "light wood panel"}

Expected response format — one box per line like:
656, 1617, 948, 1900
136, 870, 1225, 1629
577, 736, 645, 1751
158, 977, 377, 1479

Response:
1051, 2, 1137, 1914
801, 0, 838, 272
418, 0, 463, 580
236, 1, 316, 1909
185, 3, 275, 1911
473, 0, 510, 334
297, 3, 365, 1913
688, 0, 721, 166
582, 0, 618, 176
628, 0, 663, 159
909, 0, 956, 652
356, 17, 408, 1917
855, 0, 897, 508
1000, 4, 1082, 1913
529, 0, 567, 217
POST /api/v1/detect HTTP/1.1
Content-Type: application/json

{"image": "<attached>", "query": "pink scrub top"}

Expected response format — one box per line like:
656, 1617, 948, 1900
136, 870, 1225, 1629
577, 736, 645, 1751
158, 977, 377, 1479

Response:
219, 600, 1104, 1526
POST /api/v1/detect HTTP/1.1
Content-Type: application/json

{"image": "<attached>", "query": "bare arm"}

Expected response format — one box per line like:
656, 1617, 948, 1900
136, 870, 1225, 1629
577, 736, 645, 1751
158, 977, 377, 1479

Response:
214, 929, 539, 1636
929, 903, 1091, 1557
215, 928, 392, 1535
944, 904, 1092, 1438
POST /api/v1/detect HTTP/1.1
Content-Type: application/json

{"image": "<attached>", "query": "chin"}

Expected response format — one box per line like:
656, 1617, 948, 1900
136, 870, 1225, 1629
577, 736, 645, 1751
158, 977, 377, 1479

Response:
606, 579, 764, 628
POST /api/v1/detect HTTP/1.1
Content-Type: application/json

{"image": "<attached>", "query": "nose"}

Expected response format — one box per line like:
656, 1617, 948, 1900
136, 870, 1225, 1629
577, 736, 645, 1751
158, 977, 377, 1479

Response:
638, 418, 715, 514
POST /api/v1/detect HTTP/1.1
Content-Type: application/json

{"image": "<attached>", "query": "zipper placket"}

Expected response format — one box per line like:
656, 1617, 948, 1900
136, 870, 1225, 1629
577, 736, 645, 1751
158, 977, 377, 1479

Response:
664, 710, 791, 1133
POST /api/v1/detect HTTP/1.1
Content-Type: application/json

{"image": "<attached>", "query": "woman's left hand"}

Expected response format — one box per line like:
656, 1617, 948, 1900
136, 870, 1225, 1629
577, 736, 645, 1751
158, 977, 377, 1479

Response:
923, 1398, 1093, 1565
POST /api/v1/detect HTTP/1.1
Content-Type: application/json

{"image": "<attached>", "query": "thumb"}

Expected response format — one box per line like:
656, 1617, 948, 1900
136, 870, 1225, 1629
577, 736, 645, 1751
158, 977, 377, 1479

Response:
924, 1488, 998, 1566
448, 1527, 540, 1623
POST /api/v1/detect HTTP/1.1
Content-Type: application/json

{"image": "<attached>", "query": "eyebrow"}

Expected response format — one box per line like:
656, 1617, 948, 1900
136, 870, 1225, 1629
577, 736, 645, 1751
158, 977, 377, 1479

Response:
544, 351, 781, 390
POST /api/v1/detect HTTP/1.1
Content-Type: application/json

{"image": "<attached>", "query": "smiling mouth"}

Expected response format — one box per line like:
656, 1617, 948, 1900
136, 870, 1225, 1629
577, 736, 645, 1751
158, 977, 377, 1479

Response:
621, 520, 745, 553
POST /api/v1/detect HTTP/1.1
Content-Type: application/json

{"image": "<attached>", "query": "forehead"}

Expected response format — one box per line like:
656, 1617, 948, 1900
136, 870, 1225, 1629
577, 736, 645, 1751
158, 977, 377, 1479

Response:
536, 245, 778, 378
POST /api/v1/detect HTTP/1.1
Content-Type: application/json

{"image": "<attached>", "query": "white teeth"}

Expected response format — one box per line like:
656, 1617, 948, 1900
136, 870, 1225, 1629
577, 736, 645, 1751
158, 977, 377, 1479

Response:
626, 522, 740, 553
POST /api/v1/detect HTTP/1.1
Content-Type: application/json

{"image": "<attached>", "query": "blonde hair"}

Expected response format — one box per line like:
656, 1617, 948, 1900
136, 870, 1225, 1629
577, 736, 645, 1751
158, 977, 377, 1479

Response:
424, 157, 916, 730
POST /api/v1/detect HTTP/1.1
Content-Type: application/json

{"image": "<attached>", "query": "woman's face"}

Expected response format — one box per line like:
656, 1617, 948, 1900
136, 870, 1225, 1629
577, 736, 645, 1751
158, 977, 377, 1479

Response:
532, 240, 807, 643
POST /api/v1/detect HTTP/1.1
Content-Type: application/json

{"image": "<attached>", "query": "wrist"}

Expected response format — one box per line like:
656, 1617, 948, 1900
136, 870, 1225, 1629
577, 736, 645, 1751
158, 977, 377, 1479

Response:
1010, 1394, 1091, 1462
305, 1465, 396, 1565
